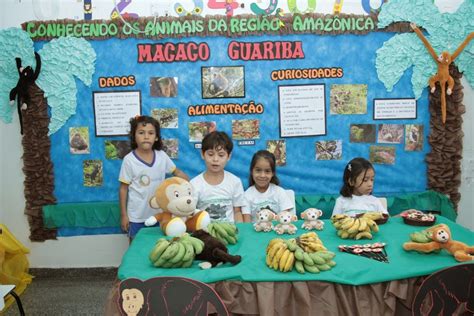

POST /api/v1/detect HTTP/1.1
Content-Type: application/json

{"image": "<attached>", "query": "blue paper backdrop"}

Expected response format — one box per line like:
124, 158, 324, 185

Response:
43, 32, 430, 203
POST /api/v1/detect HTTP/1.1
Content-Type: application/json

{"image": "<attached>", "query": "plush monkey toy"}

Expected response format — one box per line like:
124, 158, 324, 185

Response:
411, 23, 474, 123
9, 52, 41, 134
403, 224, 474, 262
145, 177, 211, 237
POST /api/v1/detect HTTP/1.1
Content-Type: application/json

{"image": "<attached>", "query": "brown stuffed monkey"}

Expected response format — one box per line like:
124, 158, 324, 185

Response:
411, 23, 474, 123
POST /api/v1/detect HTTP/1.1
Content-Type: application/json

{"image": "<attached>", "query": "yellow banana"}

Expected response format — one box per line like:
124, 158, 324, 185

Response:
347, 218, 361, 234
272, 245, 287, 270
279, 249, 291, 271
268, 241, 285, 260
267, 238, 284, 252
284, 252, 295, 272
355, 231, 373, 240
358, 218, 368, 232
341, 217, 355, 230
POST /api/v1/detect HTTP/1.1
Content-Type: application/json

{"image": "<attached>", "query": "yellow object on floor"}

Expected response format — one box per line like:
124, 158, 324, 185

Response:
0, 224, 32, 313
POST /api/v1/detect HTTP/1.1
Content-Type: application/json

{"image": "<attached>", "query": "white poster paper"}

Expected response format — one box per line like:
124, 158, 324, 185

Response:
93, 91, 141, 136
374, 98, 417, 120
278, 84, 326, 137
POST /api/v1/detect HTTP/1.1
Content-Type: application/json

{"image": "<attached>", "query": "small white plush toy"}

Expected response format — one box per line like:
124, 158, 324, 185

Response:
273, 210, 298, 235
300, 208, 324, 231
253, 208, 276, 232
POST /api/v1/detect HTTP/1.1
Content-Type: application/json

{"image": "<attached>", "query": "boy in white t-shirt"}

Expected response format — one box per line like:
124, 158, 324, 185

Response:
190, 131, 245, 223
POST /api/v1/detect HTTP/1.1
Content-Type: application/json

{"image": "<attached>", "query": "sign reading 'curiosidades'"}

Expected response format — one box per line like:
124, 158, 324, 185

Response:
23, 14, 377, 41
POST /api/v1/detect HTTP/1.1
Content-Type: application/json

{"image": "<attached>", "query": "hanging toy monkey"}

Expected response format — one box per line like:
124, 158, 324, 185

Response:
410, 23, 474, 124
9, 51, 42, 134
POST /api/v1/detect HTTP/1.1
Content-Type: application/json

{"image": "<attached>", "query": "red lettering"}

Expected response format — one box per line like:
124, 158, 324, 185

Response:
137, 44, 152, 62
228, 41, 238, 60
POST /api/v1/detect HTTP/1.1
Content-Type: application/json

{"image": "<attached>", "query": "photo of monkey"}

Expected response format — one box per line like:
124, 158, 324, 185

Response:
201, 66, 245, 99
151, 108, 178, 128
150, 77, 178, 97
267, 140, 286, 166
162, 139, 178, 159
330, 84, 367, 114
232, 119, 260, 140
405, 124, 423, 151
69, 127, 90, 154
83, 160, 103, 187
377, 124, 403, 144
188, 121, 216, 142
104, 140, 131, 160
350, 124, 376, 143
316, 140, 342, 160
370, 146, 395, 165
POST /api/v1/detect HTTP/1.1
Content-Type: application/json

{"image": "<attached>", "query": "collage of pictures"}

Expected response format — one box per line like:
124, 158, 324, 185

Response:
72, 67, 423, 187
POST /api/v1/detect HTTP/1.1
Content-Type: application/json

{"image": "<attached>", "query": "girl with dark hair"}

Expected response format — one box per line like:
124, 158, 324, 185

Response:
332, 157, 388, 217
119, 115, 188, 241
242, 150, 294, 222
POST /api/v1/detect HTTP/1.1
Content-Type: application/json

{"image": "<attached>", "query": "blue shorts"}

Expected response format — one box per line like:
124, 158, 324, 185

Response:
128, 222, 159, 239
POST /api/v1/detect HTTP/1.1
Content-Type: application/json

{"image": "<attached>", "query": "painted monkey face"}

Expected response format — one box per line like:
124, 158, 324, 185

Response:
121, 288, 144, 315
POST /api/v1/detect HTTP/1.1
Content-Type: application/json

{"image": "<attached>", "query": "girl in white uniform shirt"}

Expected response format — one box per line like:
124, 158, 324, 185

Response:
332, 157, 388, 217
242, 150, 294, 222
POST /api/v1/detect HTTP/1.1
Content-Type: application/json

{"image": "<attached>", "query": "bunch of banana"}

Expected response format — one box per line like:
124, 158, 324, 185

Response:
207, 222, 239, 245
295, 232, 327, 252
331, 213, 382, 240
149, 234, 204, 268
265, 238, 296, 272
293, 248, 337, 274
409, 229, 433, 243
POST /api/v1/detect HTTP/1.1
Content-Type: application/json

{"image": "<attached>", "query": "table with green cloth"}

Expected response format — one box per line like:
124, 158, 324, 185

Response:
106, 216, 473, 315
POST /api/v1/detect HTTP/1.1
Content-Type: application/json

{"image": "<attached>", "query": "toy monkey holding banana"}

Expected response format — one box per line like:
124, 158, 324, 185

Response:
410, 23, 473, 123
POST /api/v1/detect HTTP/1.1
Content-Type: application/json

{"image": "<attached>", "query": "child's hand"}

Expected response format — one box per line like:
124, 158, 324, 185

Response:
121, 216, 129, 232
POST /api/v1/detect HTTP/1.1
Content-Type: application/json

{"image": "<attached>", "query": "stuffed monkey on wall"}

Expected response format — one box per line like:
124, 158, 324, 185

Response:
410, 23, 473, 123
9, 52, 42, 134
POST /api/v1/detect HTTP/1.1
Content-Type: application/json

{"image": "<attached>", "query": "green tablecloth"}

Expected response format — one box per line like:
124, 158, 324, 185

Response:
118, 216, 473, 286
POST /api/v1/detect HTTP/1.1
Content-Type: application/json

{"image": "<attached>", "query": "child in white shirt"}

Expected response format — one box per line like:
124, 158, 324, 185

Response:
190, 131, 245, 223
332, 157, 388, 217
242, 150, 294, 222
118, 116, 188, 240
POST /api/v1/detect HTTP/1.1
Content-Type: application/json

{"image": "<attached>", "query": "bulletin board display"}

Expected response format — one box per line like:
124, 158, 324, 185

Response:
45, 32, 430, 204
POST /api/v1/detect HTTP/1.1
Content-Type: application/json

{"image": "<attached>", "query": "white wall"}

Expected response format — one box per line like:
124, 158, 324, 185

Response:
0, 0, 472, 268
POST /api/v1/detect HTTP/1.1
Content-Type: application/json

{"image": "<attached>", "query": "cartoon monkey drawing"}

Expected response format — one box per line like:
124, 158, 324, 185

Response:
411, 23, 474, 123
